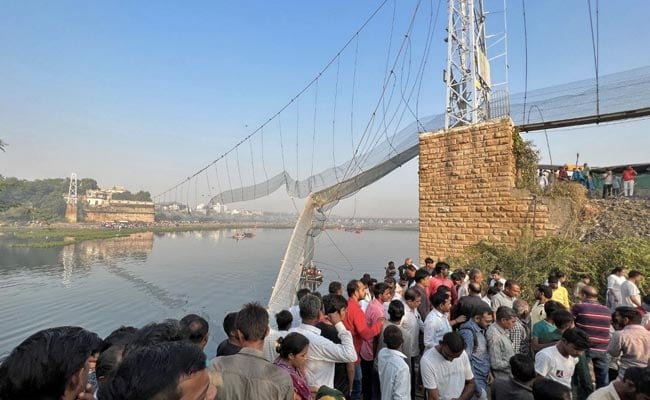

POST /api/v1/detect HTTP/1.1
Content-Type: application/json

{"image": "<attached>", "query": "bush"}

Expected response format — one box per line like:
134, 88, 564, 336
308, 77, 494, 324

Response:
512, 128, 540, 193
450, 236, 650, 302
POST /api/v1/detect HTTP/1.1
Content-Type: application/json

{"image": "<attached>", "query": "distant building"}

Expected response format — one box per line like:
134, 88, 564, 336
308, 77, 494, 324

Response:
82, 187, 154, 223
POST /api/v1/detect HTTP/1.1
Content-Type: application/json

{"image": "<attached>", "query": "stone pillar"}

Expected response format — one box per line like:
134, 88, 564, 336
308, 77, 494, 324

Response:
65, 203, 77, 224
419, 118, 553, 260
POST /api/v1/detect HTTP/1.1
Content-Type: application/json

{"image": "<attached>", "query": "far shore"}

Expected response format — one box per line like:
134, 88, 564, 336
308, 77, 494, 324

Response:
0, 221, 418, 248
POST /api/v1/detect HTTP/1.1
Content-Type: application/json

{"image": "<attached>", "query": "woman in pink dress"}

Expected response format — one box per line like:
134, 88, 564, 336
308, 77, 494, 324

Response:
273, 332, 314, 400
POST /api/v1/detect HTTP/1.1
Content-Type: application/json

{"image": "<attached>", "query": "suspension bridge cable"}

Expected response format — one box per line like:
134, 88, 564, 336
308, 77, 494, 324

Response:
154, 0, 391, 200
332, 58, 341, 183
278, 118, 290, 191
295, 96, 300, 187
248, 138, 256, 198
358, 0, 436, 169
224, 154, 234, 199
213, 165, 223, 202
587, 0, 600, 117
380, 0, 398, 153
527, 105, 553, 165
338, 0, 424, 184
521, 0, 529, 123
260, 127, 270, 189
323, 229, 355, 271
310, 80, 319, 192
350, 35, 360, 166
415, 0, 441, 128
235, 147, 244, 201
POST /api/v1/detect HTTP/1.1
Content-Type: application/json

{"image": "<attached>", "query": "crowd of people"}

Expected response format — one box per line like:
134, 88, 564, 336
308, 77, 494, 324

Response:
1, 260, 649, 400
538, 164, 640, 198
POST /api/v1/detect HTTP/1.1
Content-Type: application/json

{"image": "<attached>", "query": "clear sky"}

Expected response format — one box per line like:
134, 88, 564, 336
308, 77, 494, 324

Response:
1, 0, 649, 217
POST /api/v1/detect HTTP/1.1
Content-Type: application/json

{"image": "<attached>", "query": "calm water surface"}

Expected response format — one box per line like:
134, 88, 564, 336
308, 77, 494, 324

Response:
0, 228, 417, 358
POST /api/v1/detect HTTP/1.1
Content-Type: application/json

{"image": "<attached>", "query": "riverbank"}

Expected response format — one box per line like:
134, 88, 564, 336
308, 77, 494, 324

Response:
0, 222, 418, 248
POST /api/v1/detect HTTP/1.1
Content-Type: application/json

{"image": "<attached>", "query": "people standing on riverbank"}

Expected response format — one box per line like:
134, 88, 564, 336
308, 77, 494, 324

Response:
263, 309, 292, 362
291, 288, 312, 329
421, 332, 476, 400
620, 270, 644, 308
344, 280, 383, 400
535, 328, 592, 391
531, 284, 553, 328
487, 306, 517, 380
549, 275, 571, 309
429, 262, 458, 304
607, 267, 626, 310
360, 282, 390, 400
180, 313, 210, 350
0, 326, 102, 400
608, 306, 650, 379
459, 303, 493, 399
216, 312, 241, 356
571, 286, 612, 389
622, 166, 638, 197
491, 279, 520, 311
400, 287, 423, 399
377, 325, 410, 400
292, 294, 356, 390
273, 333, 314, 400
602, 170, 613, 198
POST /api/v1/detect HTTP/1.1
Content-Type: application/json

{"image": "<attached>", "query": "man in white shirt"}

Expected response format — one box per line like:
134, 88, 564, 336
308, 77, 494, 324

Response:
401, 288, 423, 399
457, 268, 483, 299
420, 332, 475, 400
620, 271, 644, 308
423, 291, 465, 349
290, 294, 357, 388
289, 288, 311, 328
377, 325, 410, 400
263, 310, 292, 362
535, 328, 591, 389
587, 366, 650, 400
607, 267, 626, 310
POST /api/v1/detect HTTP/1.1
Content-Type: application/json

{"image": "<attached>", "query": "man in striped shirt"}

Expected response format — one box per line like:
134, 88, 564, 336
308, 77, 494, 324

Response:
571, 285, 612, 389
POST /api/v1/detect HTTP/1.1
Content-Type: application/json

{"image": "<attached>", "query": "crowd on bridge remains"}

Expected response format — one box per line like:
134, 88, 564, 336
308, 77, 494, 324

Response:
538, 164, 639, 198
1, 260, 650, 400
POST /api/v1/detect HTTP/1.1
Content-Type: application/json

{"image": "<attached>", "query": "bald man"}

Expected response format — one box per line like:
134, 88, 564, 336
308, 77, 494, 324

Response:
571, 286, 612, 389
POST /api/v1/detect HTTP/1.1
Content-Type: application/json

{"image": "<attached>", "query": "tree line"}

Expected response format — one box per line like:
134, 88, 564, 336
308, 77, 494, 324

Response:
0, 176, 150, 222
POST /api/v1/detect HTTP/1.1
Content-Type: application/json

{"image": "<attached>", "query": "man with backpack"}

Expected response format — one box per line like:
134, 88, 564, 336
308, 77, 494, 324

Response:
458, 304, 493, 400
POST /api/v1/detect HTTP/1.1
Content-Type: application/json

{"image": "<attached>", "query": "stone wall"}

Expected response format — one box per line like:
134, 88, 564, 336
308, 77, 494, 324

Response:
82, 204, 155, 223
419, 118, 555, 260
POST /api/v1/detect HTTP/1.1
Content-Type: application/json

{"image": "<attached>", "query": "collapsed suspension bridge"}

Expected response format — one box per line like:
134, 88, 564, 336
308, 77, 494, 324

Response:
152, 0, 650, 313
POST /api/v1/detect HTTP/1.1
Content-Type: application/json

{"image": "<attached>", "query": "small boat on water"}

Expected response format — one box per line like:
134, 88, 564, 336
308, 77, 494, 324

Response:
300, 262, 323, 283
232, 230, 256, 239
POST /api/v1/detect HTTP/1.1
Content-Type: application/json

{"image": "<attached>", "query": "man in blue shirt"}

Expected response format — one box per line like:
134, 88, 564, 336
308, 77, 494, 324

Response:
377, 325, 410, 400
459, 303, 493, 400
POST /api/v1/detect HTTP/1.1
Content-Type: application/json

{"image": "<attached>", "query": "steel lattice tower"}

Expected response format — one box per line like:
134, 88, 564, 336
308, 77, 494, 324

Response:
444, 0, 492, 129
67, 173, 78, 204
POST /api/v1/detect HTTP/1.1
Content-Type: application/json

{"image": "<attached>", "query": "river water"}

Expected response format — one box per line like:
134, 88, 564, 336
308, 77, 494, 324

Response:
0, 228, 417, 358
